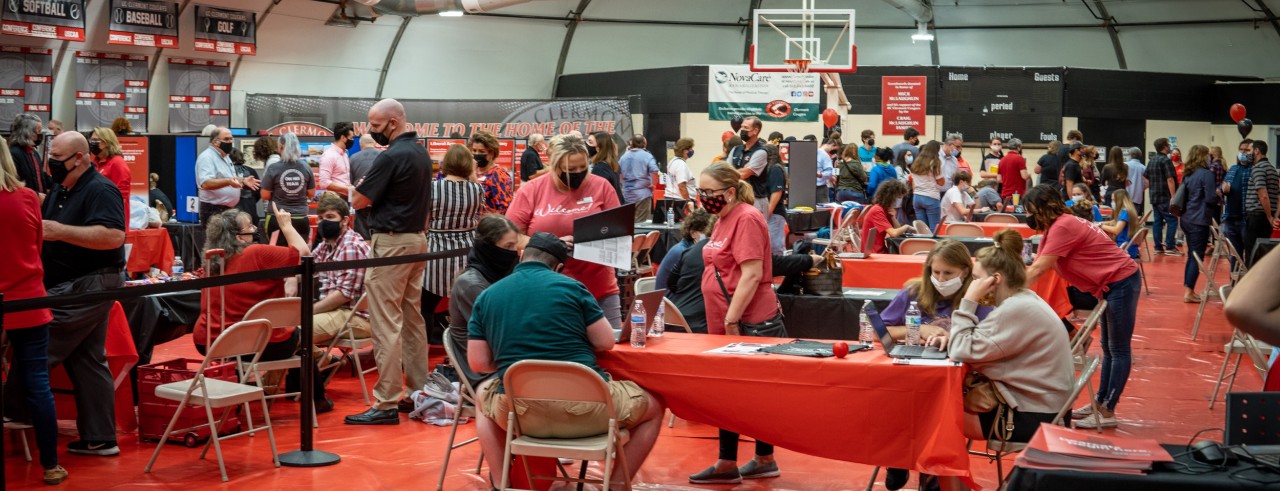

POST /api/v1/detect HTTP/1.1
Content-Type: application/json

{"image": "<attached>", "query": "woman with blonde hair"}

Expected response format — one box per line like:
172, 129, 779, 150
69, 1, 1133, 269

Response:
90, 127, 130, 208
689, 162, 783, 484
1101, 189, 1141, 258
421, 144, 486, 341
910, 140, 945, 229
589, 131, 624, 203
507, 134, 625, 328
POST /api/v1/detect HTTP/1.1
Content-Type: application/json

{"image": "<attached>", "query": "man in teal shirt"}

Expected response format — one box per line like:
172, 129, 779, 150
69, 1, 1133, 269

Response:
467, 233, 664, 487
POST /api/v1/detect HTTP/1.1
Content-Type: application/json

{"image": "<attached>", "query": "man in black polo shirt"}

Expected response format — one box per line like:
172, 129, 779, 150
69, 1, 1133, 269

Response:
520, 133, 547, 182
347, 98, 432, 425
731, 116, 770, 217
4, 131, 125, 455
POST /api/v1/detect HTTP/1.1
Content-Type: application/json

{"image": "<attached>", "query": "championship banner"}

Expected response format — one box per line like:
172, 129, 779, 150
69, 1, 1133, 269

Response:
0, 47, 52, 125
882, 76, 927, 136
707, 65, 820, 122
194, 5, 256, 55
75, 52, 149, 132
2, 0, 84, 41
246, 95, 634, 142
940, 68, 1064, 144
108, 0, 178, 48
167, 58, 230, 133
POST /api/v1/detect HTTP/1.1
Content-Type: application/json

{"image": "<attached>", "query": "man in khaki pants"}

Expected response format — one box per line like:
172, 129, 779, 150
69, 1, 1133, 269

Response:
347, 99, 432, 425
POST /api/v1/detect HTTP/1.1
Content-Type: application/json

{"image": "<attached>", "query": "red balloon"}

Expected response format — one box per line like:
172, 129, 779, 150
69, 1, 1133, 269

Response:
721, 130, 736, 142
1230, 103, 1247, 124
822, 108, 839, 128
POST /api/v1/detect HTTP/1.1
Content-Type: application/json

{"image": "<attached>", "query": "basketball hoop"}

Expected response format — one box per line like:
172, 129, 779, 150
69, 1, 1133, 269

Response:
785, 59, 812, 73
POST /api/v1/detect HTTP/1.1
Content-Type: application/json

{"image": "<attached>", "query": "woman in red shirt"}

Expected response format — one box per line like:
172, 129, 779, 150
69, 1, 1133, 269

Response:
0, 139, 66, 484
687, 162, 782, 485
195, 204, 333, 411
90, 128, 130, 210
858, 179, 913, 254
1024, 184, 1141, 429
506, 134, 623, 328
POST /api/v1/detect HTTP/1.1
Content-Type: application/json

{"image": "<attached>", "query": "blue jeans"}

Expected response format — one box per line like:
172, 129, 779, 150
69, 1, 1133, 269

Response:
913, 194, 942, 231
1223, 215, 1246, 271
1151, 203, 1178, 251
835, 190, 865, 204
766, 213, 786, 256
7, 325, 59, 468
1182, 222, 1211, 289
1096, 272, 1142, 411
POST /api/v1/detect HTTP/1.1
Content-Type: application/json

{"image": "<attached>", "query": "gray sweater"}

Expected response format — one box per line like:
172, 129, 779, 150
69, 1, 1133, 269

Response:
949, 290, 1073, 414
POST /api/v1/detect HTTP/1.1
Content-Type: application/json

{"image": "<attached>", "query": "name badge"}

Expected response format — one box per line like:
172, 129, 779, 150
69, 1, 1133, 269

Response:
577, 196, 593, 205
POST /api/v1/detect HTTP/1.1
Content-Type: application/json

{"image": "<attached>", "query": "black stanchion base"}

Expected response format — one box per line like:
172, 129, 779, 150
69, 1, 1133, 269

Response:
279, 449, 341, 467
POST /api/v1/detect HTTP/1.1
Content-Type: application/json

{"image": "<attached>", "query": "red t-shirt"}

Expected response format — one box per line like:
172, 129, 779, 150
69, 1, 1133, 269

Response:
1038, 214, 1139, 297
859, 204, 894, 254
97, 155, 131, 206
194, 244, 300, 346
700, 202, 776, 335
998, 152, 1028, 199
506, 172, 622, 300
0, 187, 52, 329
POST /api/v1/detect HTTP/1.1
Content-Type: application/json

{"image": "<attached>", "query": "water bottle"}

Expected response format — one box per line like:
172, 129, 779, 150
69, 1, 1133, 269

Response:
666, 206, 675, 226
906, 301, 922, 346
630, 300, 647, 348
650, 301, 665, 337
859, 300, 876, 346
171, 256, 184, 277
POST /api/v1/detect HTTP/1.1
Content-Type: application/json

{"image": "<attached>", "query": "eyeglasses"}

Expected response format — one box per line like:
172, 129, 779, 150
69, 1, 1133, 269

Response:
236, 226, 258, 237
697, 187, 730, 197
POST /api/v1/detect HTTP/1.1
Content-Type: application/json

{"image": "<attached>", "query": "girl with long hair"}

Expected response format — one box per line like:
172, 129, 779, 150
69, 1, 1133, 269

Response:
910, 141, 945, 229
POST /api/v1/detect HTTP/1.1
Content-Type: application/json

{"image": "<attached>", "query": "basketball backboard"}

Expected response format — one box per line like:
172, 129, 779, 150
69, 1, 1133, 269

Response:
750, 7, 856, 73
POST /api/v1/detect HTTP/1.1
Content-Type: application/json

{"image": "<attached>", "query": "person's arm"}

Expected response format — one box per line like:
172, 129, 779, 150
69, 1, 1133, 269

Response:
585, 316, 616, 352
884, 224, 911, 238
768, 189, 783, 214
42, 222, 124, 249
1019, 163, 1030, 181
351, 190, 371, 210
313, 288, 350, 314
1099, 218, 1127, 236
1025, 253, 1059, 286
723, 259, 764, 336
1165, 176, 1176, 200
1225, 248, 1280, 346
318, 154, 335, 194
467, 339, 495, 373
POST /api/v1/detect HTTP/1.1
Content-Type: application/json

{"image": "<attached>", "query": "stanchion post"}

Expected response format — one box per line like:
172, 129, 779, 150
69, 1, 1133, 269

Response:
1, 292, 6, 485
279, 256, 340, 467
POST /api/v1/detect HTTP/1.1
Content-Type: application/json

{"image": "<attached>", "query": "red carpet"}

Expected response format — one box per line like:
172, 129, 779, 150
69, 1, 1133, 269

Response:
3, 249, 1259, 490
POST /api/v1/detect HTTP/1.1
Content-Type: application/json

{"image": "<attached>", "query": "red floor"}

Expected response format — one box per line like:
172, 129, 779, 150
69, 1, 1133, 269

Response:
4, 249, 1260, 490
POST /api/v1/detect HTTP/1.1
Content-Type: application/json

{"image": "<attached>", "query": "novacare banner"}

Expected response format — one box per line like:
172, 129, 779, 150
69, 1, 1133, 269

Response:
707, 64, 820, 122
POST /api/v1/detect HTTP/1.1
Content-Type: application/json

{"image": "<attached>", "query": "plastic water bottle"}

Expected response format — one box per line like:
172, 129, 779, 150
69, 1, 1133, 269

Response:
171, 256, 184, 278
906, 301, 922, 346
630, 300, 647, 348
650, 301, 665, 337
859, 300, 876, 346
666, 206, 675, 226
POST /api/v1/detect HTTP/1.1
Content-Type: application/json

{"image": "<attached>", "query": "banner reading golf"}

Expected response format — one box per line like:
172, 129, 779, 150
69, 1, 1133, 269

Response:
194, 5, 256, 55
2, 0, 85, 40
707, 65, 820, 122
0, 47, 52, 124
108, 0, 179, 48
168, 58, 230, 133
75, 52, 150, 132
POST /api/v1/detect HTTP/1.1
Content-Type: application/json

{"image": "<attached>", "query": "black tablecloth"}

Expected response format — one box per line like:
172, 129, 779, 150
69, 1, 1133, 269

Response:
1251, 238, 1279, 264
972, 212, 1029, 223
785, 208, 834, 232
163, 222, 203, 270
887, 236, 1041, 255
777, 288, 899, 340
120, 290, 201, 402
635, 221, 681, 263
1005, 444, 1280, 491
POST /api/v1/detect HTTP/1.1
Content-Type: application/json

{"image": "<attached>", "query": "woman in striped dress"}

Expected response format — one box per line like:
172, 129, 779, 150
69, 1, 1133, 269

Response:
422, 144, 487, 343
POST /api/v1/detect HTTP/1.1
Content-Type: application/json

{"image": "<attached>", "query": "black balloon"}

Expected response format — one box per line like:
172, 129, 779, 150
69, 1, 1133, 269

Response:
1238, 118, 1253, 138
730, 116, 744, 132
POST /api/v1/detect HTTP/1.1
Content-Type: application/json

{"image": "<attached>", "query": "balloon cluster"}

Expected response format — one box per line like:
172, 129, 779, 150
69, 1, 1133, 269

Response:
1230, 103, 1252, 138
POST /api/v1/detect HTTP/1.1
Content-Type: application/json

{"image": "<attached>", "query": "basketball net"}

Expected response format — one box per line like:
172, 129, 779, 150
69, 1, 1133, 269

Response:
785, 58, 812, 73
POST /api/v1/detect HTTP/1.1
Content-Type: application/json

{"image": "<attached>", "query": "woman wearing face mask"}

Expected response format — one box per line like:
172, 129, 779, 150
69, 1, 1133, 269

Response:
507, 134, 625, 328
470, 130, 513, 213
1065, 183, 1103, 222
657, 207, 713, 291
663, 210, 716, 333
448, 214, 521, 378
940, 171, 975, 223
260, 132, 315, 245
421, 144, 486, 343
689, 162, 783, 485
910, 141, 946, 230
866, 147, 897, 200
859, 179, 914, 254
1023, 184, 1140, 429
980, 137, 1003, 181
89, 128, 130, 210
589, 131, 624, 203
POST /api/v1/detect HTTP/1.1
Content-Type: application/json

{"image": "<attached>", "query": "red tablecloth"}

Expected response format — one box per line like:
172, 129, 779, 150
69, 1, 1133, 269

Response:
126, 228, 175, 275
51, 301, 140, 432
842, 254, 1073, 317
597, 333, 976, 487
938, 222, 1036, 239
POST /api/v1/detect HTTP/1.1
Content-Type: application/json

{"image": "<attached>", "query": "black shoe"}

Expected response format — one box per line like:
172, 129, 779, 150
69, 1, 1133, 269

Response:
884, 467, 909, 490
398, 398, 415, 413
343, 407, 399, 425
67, 440, 119, 456
314, 397, 334, 414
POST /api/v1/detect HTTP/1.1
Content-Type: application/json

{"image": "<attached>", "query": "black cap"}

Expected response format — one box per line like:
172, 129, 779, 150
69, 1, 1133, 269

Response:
1068, 141, 1084, 153
526, 232, 568, 264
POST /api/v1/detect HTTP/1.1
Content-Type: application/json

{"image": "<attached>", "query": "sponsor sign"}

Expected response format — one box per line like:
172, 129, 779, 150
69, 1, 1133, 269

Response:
708, 65, 820, 122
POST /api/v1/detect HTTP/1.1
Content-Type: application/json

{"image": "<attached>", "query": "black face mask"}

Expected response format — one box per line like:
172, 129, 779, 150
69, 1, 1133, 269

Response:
562, 170, 588, 189
343, 138, 354, 150
89, 141, 101, 156
467, 241, 519, 284
47, 156, 72, 184
867, 139, 875, 146
587, 145, 598, 158
474, 154, 490, 168
371, 125, 392, 146
33, 133, 43, 147
740, 130, 751, 141
218, 141, 233, 154
1026, 214, 1040, 231
318, 219, 343, 240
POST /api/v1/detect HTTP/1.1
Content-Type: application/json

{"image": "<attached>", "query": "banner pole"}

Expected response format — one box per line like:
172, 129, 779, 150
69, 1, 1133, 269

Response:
279, 255, 340, 467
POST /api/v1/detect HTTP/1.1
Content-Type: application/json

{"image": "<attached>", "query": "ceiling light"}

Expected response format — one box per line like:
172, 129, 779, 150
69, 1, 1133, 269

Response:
439, 9, 463, 17
911, 23, 934, 42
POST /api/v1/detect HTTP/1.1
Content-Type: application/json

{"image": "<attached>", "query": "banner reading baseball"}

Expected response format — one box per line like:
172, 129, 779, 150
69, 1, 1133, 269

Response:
0, 47, 52, 125
707, 65, 820, 122
194, 5, 256, 55
75, 52, 149, 132
2, 0, 85, 41
168, 58, 230, 133
108, 0, 178, 48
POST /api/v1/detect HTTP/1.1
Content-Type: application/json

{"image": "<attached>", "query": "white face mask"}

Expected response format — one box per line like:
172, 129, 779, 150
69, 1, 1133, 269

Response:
1071, 194, 1084, 202
931, 275, 964, 297
892, 198, 903, 209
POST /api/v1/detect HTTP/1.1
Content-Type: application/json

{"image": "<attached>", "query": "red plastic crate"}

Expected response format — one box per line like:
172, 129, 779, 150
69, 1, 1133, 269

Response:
137, 358, 242, 447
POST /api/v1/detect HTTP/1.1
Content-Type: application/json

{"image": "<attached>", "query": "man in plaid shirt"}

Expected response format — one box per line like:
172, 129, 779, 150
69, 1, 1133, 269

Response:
313, 193, 371, 345
1144, 138, 1181, 255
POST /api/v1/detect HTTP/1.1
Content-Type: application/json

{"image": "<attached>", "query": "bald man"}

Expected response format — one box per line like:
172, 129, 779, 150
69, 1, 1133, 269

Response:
196, 126, 252, 225
347, 98, 433, 425
4, 131, 126, 456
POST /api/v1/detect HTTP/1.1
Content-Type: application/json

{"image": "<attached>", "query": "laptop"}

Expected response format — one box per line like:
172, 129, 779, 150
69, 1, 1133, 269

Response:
615, 288, 667, 342
1225, 392, 1280, 468
573, 202, 637, 243
865, 301, 948, 360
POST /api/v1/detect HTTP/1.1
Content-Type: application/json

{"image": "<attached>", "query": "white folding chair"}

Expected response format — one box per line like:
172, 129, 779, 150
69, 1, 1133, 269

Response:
499, 360, 632, 491
1190, 250, 1225, 341
318, 293, 375, 406
436, 328, 487, 490
984, 213, 1019, 224
144, 319, 280, 482
897, 238, 937, 255
634, 277, 656, 295
943, 223, 984, 237
239, 297, 317, 427
1209, 285, 1274, 409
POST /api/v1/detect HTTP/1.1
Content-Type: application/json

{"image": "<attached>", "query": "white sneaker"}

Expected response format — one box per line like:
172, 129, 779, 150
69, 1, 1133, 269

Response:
1070, 404, 1095, 420
1074, 413, 1118, 429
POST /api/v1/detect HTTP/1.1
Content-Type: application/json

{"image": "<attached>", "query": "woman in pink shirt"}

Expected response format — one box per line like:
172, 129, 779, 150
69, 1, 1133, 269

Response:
506, 134, 623, 328
1023, 184, 1140, 429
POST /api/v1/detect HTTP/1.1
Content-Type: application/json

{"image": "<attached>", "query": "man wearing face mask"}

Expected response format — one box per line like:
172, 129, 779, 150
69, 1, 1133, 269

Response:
1220, 139, 1253, 265
7, 131, 126, 456
349, 98, 432, 425
891, 127, 921, 163
310, 193, 371, 352
318, 122, 355, 198
471, 130, 514, 213
195, 127, 246, 226
10, 113, 50, 199
731, 116, 771, 217
940, 134, 963, 193
520, 133, 548, 183
858, 130, 877, 169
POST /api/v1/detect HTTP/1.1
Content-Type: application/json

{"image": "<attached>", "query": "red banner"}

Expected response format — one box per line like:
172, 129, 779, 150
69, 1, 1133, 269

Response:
0, 21, 84, 41
882, 76, 927, 136
109, 31, 179, 48
120, 136, 150, 204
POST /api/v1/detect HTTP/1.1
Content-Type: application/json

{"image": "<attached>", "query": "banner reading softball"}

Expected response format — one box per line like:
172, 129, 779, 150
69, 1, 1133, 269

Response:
193, 5, 256, 55
1, 0, 85, 41
707, 65, 820, 122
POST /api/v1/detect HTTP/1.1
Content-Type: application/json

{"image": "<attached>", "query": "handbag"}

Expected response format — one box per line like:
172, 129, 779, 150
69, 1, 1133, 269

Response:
802, 250, 844, 297
714, 267, 788, 337
963, 370, 1016, 444
1169, 179, 1189, 217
